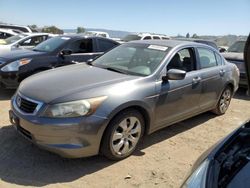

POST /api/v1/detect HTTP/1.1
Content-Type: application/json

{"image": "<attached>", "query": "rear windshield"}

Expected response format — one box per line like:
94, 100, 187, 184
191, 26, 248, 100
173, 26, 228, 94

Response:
228, 41, 246, 53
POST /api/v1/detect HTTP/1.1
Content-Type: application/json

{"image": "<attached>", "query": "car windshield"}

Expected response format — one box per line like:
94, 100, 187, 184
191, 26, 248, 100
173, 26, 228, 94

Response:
33, 36, 70, 52
2, 34, 27, 45
227, 41, 246, 53
122, 35, 142, 42
92, 43, 169, 76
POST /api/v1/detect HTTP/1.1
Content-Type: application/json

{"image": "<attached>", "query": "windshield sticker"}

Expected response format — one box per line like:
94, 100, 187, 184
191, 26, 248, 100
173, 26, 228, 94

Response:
61, 37, 70, 40
148, 45, 168, 51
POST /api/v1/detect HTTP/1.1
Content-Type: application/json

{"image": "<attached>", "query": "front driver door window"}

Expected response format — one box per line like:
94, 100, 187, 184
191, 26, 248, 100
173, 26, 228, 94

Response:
62, 39, 95, 65
67, 39, 93, 54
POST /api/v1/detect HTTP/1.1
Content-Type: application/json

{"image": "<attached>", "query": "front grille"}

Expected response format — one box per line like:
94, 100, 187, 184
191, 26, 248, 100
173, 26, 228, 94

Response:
15, 94, 39, 114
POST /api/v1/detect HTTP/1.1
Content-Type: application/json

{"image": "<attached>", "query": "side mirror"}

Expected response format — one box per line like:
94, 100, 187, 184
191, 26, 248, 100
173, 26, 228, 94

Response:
163, 69, 186, 81
86, 58, 94, 65
60, 49, 72, 56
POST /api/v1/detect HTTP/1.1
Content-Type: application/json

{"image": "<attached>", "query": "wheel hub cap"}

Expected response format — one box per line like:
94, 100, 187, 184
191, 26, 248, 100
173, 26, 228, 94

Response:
111, 116, 141, 156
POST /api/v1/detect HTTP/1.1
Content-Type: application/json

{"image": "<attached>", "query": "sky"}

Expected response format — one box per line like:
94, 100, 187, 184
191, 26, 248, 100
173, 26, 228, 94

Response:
0, 0, 249, 36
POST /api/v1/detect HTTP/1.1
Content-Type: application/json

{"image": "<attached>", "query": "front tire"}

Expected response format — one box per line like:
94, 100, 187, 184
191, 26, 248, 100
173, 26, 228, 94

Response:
101, 109, 145, 160
212, 86, 233, 115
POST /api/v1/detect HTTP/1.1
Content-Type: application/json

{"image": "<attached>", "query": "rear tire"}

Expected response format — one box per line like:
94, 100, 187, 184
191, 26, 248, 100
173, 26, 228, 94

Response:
101, 109, 145, 160
212, 86, 233, 115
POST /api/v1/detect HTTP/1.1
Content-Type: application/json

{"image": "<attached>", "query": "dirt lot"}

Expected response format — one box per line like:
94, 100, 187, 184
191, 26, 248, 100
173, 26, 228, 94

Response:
0, 88, 249, 188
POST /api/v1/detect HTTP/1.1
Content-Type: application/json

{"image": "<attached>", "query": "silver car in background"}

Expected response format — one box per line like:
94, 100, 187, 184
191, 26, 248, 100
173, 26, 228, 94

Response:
10, 40, 239, 160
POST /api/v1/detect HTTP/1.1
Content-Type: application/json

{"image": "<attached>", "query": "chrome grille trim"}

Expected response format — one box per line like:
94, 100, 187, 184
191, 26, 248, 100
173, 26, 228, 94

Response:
13, 92, 43, 115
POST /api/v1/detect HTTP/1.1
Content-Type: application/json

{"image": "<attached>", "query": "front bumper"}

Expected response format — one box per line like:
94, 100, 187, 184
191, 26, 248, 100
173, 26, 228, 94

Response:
10, 98, 108, 158
0, 71, 19, 89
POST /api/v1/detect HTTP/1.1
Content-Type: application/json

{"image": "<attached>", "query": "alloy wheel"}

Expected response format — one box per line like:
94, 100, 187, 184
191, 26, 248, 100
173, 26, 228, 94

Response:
219, 89, 232, 113
111, 116, 142, 156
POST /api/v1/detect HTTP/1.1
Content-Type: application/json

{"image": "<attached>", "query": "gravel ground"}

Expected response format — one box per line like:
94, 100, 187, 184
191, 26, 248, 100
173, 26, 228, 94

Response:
0, 88, 249, 188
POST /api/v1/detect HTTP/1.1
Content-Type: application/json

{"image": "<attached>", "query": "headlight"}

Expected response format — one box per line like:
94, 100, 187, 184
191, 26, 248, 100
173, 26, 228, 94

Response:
1, 58, 32, 72
182, 159, 210, 188
43, 96, 107, 118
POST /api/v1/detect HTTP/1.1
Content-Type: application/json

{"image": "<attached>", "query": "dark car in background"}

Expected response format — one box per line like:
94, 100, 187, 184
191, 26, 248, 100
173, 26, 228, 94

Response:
9, 40, 239, 160
182, 120, 250, 188
0, 35, 119, 88
222, 40, 247, 87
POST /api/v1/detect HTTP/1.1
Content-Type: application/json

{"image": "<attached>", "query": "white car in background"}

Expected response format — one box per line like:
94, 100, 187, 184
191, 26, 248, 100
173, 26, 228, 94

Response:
85, 31, 110, 38
0, 24, 37, 33
0, 33, 50, 55
0, 29, 19, 39
122, 33, 170, 42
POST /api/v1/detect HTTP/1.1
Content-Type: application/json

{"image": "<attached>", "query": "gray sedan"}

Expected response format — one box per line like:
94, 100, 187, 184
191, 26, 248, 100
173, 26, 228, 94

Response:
9, 40, 239, 160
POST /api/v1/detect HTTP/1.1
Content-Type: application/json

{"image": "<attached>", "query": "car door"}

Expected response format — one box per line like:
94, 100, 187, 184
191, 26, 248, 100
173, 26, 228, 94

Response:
154, 48, 202, 128
196, 47, 225, 111
61, 38, 102, 65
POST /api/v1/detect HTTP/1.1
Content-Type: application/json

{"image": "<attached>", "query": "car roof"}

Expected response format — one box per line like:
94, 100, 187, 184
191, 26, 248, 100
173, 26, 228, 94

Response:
128, 39, 198, 48
56, 34, 119, 42
24, 32, 50, 36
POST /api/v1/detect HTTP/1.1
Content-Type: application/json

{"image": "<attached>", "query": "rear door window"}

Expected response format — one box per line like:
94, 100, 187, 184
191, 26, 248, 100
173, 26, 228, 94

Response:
153, 36, 160, 39
215, 53, 224, 66
197, 48, 217, 69
143, 36, 152, 40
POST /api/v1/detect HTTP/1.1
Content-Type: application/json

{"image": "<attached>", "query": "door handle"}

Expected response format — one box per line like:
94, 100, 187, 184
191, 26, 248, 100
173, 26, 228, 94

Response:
219, 69, 226, 76
192, 77, 201, 84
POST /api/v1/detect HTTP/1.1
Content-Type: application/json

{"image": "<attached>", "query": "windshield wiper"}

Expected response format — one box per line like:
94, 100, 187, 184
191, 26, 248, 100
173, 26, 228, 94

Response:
105, 67, 128, 74
33, 49, 41, 52
33, 49, 46, 52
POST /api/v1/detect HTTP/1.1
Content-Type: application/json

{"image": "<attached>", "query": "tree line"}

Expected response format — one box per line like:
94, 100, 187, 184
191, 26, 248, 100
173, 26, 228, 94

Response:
28, 25, 85, 34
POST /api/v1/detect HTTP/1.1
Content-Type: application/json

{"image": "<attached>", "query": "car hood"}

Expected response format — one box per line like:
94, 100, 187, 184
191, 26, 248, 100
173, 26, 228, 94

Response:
19, 64, 138, 103
0, 49, 46, 62
222, 52, 244, 61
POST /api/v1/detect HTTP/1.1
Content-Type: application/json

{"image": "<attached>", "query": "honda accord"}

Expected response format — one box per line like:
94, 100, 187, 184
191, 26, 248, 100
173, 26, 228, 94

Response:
9, 40, 239, 160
